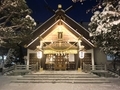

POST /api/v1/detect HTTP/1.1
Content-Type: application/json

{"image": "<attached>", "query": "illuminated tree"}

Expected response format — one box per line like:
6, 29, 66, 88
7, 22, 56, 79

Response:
72, 0, 120, 70
72, 0, 119, 12
89, 0, 120, 70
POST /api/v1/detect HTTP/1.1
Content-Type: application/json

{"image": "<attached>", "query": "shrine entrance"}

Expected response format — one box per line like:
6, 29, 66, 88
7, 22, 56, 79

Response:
45, 54, 76, 70
54, 54, 67, 70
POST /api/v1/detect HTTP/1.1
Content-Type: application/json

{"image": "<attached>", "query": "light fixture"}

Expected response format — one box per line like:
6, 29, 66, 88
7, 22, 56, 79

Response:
78, 38, 85, 59
37, 51, 42, 59
79, 51, 84, 59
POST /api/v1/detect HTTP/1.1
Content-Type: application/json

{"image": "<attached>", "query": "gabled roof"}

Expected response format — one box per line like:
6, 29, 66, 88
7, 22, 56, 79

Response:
22, 7, 94, 50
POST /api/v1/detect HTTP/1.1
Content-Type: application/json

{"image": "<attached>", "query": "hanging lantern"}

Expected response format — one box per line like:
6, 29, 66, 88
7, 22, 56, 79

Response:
79, 51, 84, 59
37, 51, 42, 59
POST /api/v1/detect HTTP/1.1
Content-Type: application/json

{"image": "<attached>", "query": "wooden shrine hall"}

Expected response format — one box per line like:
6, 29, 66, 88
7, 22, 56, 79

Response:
22, 4, 95, 71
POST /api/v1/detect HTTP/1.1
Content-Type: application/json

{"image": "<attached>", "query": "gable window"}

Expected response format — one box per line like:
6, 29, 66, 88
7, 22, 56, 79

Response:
58, 32, 63, 39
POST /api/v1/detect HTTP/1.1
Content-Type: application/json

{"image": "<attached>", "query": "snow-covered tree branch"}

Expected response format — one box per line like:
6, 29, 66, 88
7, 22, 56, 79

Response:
89, 0, 120, 69
72, 0, 120, 13
0, 0, 36, 48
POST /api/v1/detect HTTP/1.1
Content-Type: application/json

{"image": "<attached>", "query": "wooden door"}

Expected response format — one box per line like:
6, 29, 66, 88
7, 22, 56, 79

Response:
54, 55, 66, 70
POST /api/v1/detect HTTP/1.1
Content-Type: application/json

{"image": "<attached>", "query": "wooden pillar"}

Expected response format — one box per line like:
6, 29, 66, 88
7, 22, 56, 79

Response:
26, 49, 29, 70
75, 54, 79, 70
92, 49, 95, 70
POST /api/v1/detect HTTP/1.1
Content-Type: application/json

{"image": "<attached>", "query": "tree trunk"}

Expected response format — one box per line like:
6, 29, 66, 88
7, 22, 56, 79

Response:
17, 44, 25, 65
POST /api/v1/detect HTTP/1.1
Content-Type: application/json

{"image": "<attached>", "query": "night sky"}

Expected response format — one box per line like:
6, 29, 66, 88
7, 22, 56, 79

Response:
26, 0, 97, 23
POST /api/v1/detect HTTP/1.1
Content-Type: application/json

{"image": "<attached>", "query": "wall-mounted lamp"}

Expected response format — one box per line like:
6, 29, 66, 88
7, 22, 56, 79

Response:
79, 51, 85, 59
37, 51, 42, 59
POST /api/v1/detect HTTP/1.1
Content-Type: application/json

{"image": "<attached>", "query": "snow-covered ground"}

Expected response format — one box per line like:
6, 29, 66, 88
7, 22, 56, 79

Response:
0, 71, 120, 90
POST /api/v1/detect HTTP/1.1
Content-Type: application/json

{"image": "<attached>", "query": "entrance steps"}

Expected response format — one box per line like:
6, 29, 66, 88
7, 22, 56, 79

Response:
11, 71, 111, 83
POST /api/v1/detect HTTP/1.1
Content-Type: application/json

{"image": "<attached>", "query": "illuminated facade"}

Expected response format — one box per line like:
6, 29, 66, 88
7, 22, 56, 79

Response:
22, 5, 107, 70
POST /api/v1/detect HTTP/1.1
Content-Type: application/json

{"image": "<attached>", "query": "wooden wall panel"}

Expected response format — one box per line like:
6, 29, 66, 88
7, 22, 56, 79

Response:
29, 53, 39, 65
83, 53, 92, 64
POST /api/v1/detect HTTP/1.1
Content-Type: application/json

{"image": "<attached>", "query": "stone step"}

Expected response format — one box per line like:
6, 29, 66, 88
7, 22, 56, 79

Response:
28, 73, 90, 75
28, 73, 91, 76
24, 74, 98, 78
11, 71, 115, 83
23, 76, 98, 78
17, 77, 107, 80
11, 79, 110, 83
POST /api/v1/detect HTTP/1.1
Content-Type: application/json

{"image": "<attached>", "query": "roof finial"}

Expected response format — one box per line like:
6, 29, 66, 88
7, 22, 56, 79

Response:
58, 4, 62, 9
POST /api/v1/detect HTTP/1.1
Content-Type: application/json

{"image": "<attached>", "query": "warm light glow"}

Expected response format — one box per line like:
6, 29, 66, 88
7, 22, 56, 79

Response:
79, 51, 84, 59
37, 51, 42, 59
58, 4, 62, 9
80, 45, 84, 50
57, 25, 62, 32
44, 50, 78, 54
